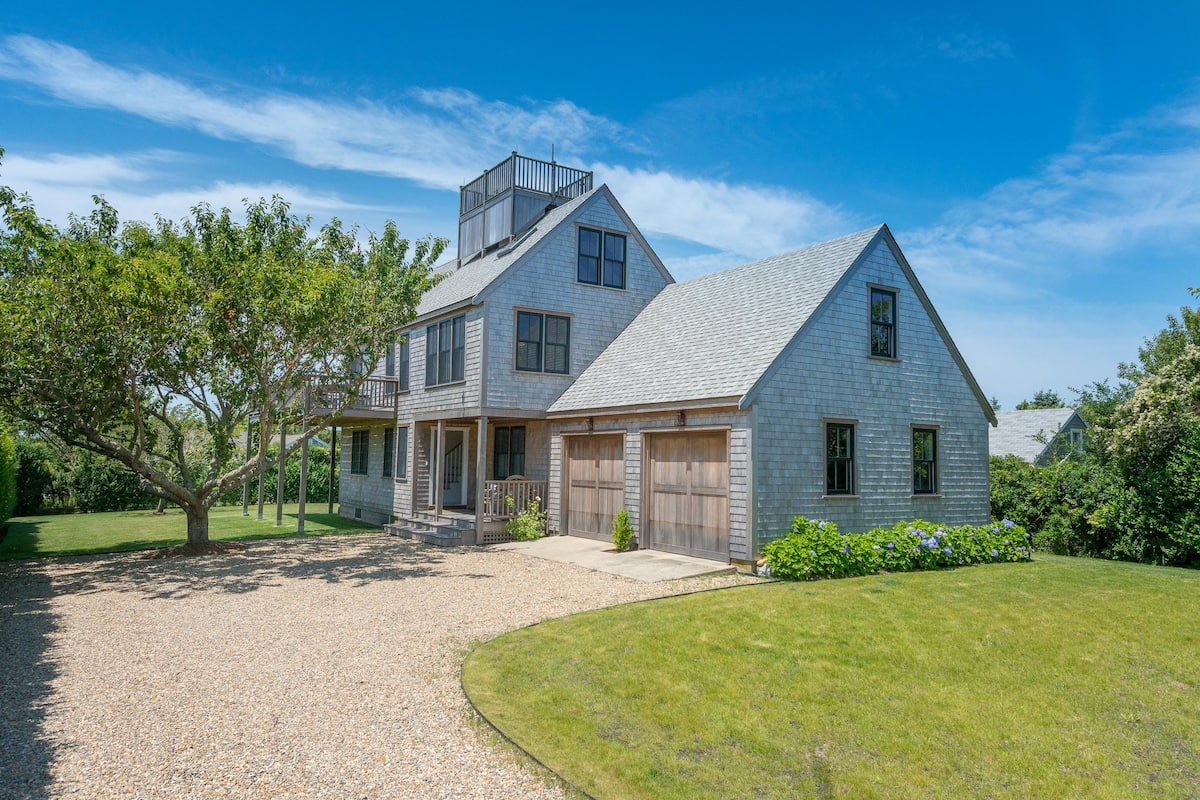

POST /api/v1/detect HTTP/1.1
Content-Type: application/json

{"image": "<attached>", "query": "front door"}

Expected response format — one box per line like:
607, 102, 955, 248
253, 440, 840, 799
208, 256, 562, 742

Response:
429, 427, 469, 507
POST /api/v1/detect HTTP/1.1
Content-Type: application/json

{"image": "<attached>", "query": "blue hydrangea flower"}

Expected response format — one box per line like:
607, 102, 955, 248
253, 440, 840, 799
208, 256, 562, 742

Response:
942, 546, 953, 556
990, 549, 999, 558
810, 550, 817, 557
1002, 518, 1015, 529
886, 542, 895, 550
841, 545, 850, 554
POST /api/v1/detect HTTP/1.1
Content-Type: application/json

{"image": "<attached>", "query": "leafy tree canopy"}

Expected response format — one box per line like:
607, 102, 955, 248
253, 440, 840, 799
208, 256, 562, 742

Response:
1015, 389, 1065, 410
0, 147, 447, 548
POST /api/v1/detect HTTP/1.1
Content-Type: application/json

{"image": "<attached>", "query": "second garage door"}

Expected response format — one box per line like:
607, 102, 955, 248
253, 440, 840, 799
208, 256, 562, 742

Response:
565, 434, 625, 541
645, 431, 729, 561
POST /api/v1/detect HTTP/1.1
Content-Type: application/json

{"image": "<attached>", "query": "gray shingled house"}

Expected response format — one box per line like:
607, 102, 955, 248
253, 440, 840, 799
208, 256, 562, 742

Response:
331, 152, 996, 567
989, 408, 1087, 465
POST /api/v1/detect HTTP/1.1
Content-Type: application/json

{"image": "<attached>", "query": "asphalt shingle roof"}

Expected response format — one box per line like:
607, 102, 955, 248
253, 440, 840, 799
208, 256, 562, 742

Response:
989, 408, 1082, 463
548, 225, 885, 413
414, 188, 599, 320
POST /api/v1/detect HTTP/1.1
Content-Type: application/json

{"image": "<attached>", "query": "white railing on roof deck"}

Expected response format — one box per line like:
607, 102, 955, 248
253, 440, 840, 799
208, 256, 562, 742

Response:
460, 153, 593, 215
482, 478, 548, 521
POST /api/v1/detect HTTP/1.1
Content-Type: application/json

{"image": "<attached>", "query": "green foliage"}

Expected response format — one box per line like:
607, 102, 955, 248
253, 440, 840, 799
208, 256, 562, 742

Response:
0, 151, 445, 543
505, 497, 547, 541
66, 451, 156, 513
611, 508, 635, 551
761, 516, 1031, 581
14, 436, 56, 515
1016, 389, 1065, 409
0, 427, 16, 524
228, 444, 338, 505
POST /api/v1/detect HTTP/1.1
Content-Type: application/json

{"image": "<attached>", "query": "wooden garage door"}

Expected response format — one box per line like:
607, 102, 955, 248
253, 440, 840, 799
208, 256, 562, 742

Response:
566, 435, 625, 541
646, 431, 729, 561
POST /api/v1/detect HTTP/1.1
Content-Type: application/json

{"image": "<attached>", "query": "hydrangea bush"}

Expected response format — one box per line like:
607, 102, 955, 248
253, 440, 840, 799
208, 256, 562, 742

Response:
760, 516, 1032, 580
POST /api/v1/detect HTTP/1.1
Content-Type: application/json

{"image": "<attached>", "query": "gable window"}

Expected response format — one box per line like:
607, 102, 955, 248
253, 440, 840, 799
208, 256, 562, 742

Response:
870, 287, 897, 359
397, 337, 409, 391
1068, 428, 1084, 454
912, 428, 938, 494
396, 426, 408, 478
578, 227, 626, 289
825, 423, 855, 495
515, 311, 570, 374
425, 314, 466, 386
350, 430, 369, 476
493, 425, 526, 479
383, 428, 395, 478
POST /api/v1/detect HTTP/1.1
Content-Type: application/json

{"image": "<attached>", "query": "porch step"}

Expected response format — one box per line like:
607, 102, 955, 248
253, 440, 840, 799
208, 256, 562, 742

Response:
385, 517, 477, 547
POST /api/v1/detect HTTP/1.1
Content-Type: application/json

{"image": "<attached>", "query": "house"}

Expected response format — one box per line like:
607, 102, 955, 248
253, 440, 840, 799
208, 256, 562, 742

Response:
989, 408, 1087, 465
329, 152, 996, 567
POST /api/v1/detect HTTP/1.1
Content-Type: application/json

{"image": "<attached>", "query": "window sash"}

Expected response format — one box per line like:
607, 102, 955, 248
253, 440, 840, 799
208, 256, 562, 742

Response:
577, 228, 601, 284
870, 288, 897, 358
515, 312, 570, 374
825, 423, 854, 495
398, 338, 409, 391
602, 232, 626, 288
385, 342, 395, 377
396, 427, 408, 479
544, 315, 570, 374
516, 311, 543, 372
383, 428, 394, 478
351, 430, 369, 475
426, 315, 466, 386
913, 429, 937, 494
493, 425, 526, 480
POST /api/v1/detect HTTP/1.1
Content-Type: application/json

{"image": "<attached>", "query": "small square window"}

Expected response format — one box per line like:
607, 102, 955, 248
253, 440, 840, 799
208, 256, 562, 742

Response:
578, 227, 626, 289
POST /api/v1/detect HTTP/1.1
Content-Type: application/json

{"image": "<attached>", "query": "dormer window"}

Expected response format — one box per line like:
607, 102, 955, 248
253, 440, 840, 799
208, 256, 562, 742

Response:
870, 287, 897, 359
578, 228, 626, 289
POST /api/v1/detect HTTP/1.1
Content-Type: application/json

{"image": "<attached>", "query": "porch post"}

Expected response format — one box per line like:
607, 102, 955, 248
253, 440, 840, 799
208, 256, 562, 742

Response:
256, 418, 266, 521
327, 426, 337, 515
241, 420, 253, 516
298, 388, 309, 534
434, 418, 445, 518
275, 420, 287, 527
475, 415, 488, 534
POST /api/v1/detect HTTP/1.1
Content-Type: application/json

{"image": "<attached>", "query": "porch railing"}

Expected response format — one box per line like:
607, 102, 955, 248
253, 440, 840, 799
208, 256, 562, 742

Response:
309, 377, 398, 414
482, 478, 548, 520
460, 153, 593, 215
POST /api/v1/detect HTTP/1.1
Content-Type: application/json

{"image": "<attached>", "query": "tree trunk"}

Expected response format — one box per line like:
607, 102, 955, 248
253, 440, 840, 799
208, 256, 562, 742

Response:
185, 504, 210, 546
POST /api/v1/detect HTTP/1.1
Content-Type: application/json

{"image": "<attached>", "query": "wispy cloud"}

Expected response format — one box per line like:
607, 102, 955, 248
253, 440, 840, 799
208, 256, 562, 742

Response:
936, 32, 1013, 62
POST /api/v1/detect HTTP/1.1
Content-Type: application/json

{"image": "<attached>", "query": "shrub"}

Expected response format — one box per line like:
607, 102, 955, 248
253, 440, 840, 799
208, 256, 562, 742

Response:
611, 508, 635, 551
14, 436, 56, 515
506, 497, 547, 541
220, 443, 338, 506
0, 428, 16, 525
66, 452, 156, 512
761, 516, 1032, 581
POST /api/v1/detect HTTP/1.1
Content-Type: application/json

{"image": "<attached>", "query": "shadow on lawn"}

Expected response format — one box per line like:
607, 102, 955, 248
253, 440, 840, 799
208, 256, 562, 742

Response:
0, 559, 60, 800
28, 534, 490, 601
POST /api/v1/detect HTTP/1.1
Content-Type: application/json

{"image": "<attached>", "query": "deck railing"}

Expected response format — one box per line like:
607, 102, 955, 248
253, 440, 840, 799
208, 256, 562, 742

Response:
482, 478, 549, 520
460, 153, 593, 215
309, 377, 398, 414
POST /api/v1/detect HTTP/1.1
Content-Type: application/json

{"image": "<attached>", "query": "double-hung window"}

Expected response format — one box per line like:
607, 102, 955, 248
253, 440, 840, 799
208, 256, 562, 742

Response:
396, 426, 408, 478
825, 423, 855, 495
397, 337, 409, 391
515, 311, 570, 374
350, 430, 369, 475
425, 314, 465, 386
383, 428, 395, 478
912, 428, 937, 494
578, 227, 626, 289
493, 426, 526, 479
870, 287, 897, 358
385, 340, 396, 377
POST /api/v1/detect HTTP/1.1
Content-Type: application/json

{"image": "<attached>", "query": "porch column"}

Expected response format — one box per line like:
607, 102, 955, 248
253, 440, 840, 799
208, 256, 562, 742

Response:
327, 426, 337, 515
434, 419, 445, 518
475, 415, 488, 534
297, 388, 309, 534
275, 420, 287, 526
241, 420, 253, 516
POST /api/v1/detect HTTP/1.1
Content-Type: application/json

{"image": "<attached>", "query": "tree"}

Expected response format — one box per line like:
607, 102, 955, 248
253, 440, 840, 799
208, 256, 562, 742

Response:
1015, 390, 1065, 410
0, 148, 446, 549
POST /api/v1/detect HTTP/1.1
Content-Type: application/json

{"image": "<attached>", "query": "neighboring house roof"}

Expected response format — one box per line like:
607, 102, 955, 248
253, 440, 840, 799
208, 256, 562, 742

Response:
412, 185, 671, 323
548, 224, 996, 423
989, 408, 1088, 463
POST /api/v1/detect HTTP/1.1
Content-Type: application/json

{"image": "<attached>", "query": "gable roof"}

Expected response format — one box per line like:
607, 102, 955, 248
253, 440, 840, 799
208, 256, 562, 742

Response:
411, 185, 670, 324
989, 408, 1088, 463
548, 225, 997, 422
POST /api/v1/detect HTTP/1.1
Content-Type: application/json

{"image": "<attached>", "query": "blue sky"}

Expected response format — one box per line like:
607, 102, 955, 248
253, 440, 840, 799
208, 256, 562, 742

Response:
2, 1, 1199, 409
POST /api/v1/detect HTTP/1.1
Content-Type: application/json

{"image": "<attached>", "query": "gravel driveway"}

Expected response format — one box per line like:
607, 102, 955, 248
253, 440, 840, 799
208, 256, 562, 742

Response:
0, 533, 755, 799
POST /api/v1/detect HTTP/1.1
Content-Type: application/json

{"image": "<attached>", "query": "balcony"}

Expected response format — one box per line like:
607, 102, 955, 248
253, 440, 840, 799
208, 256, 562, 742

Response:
309, 376, 398, 420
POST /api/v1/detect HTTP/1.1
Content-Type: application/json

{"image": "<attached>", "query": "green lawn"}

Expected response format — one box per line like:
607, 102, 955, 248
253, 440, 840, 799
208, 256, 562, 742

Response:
0, 504, 378, 559
463, 556, 1200, 800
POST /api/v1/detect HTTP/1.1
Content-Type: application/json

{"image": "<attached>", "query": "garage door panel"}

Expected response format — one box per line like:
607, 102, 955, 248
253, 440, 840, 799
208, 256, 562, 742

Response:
646, 431, 729, 561
565, 435, 625, 541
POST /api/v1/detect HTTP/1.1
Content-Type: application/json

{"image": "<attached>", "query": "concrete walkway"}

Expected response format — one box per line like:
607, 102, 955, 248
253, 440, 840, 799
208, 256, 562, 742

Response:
494, 535, 738, 582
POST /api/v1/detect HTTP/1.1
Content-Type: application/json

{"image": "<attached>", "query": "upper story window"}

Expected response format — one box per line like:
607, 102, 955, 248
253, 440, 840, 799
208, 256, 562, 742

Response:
912, 428, 938, 494
870, 287, 897, 359
516, 311, 570, 374
425, 314, 465, 386
350, 430, 369, 476
397, 337, 410, 391
578, 227, 626, 289
383, 428, 395, 478
825, 422, 855, 496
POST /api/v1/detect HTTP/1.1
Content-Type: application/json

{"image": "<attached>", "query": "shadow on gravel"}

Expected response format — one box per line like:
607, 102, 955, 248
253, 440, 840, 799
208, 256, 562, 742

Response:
0, 560, 59, 800
23, 535, 477, 601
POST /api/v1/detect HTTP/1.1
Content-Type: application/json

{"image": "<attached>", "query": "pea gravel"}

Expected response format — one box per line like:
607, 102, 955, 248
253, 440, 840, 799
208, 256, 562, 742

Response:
0, 533, 758, 799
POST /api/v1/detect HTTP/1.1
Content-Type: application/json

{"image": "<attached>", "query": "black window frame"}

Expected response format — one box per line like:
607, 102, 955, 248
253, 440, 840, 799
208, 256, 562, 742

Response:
397, 336, 409, 391
825, 422, 855, 496
425, 314, 466, 386
912, 427, 938, 495
383, 428, 395, 478
350, 430, 369, 476
870, 287, 897, 359
493, 425, 527, 480
385, 340, 396, 377
515, 310, 570, 375
396, 426, 408, 479
577, 227, 627, 289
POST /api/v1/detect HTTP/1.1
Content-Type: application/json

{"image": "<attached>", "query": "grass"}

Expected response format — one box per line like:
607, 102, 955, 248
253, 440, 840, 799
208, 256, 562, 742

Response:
463, 556, 1200, 800
0, 504, 378, 559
